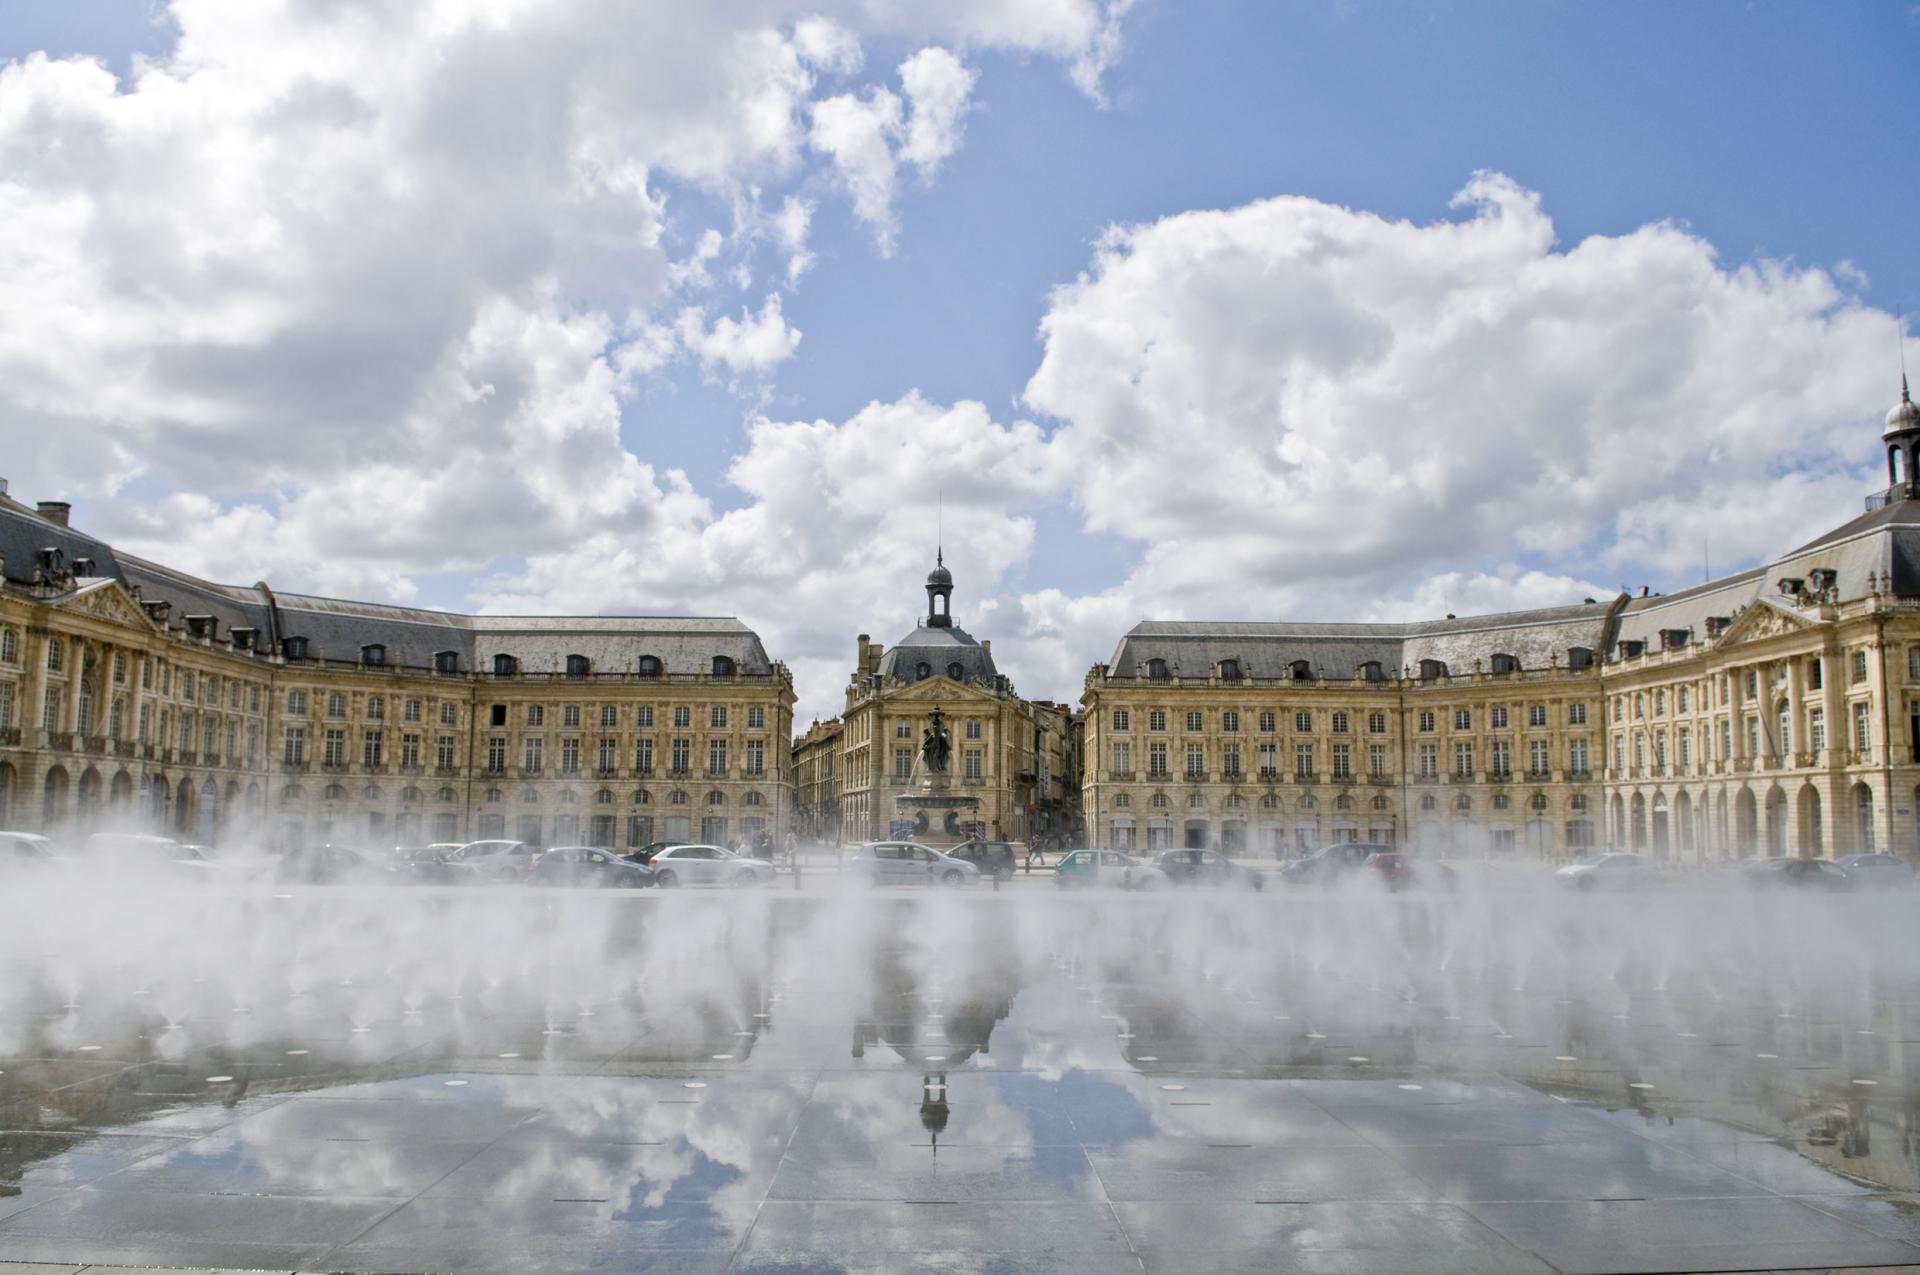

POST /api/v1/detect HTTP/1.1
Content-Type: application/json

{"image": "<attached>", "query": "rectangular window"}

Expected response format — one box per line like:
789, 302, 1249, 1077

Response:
1367, 711, 1386, 734
1418, 710, 1435, 732
1185, 744, 1205, 777
1113, 709, 1130, 731
1259, 710, 1275, 732
1453, 708, 1471, 731
1453, 742, 1473, 777
637, 707, 654, 727
1367, 743, 1387, 777
896, 722, 911, 739
524, 737, 543, 772
635, 738, 654, 774
561, 738, 580, 773
440, 702, 456, 726
288, 690, 308, 716
1855, 701, 1873, 753
746, 739, 765, 775
711, 706, 728, 728
563, 705, 581, 728
362, 730, 384, 767
1149, 710, 1167, 731
527, 704, 545, 727
1331, 743, 1351, 779
1809, 708, 1826, 753
324, 729, 346, 767
1489, 740, 1510, 776
1527, 704, 1546, 727
1746, 718, 1760, 759
671, 738, 690, 772
487, 737, 506, 772
1633, 733, 1646, 769
895, 747, 913, 779
1112, 742, 1132, 774
1185, 710, 1203, 731
367, 695, 385, 721
1568, 703, 1587, 725
1568, 738, 1589, 775
598, 738, 617, 771
1909, 648, 1920, 681
674, 706, 690, 729
437, 735, 457, 769
966, 719, 982, 739
1148, 742, 1169, 776
401, 733, 421, 768
282, 725, 306, 765
1676, 728, 1690, 771
1565, 820, 1595, 850
1222, 710, 1239, 733
1490, 707, 1508, 729
601, 705, 618, 727
1258, 742, 1277, 775
1223, 744, 1241, 778
1852, 650, 1869, 685
490, 704, 507, 727
401, 698, 420, 722
1746, 670, 1759, 700
1417, 744, 1438, 778
1294, 711, 1312, 732
328, 692, 348, 718
749, 706, 766, 729
964, 749, 983, 780
1529, 738, 1549, 776
708, 739, 728, 775
1294, 743, 1314, 777
1332, 712, 1350, 734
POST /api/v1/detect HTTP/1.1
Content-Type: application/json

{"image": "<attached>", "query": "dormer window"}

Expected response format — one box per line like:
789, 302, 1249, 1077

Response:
362, 643, 386, 667
1419, 658, 1447, 681
1567, 646, 1594, 669
636, 655, 662, 677
915, 662, 932, 680
1218, 659, 1241, 681
282, 636, 310, 660
1489, 653, 1518, 675
185, 615, 215, 640
1289, 660, 1312, 681
947, 662, 965, 680
230, 628, 255, 652
565, 654, 591, 678
711, 655, 735, 677
434, 650, 459, 674
1145, 658, 1170, 680
1358, 661, 1384, 682
492, 653, 518, 677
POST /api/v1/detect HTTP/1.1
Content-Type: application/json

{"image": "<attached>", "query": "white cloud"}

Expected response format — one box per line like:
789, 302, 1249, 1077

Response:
898, 47, 978, 172
677, 294, 804, 377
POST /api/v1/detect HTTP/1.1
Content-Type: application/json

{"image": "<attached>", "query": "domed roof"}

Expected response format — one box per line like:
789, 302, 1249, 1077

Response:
927, 562, 953, 587
1887, 377, 1920, 437
877, 622, 998, 684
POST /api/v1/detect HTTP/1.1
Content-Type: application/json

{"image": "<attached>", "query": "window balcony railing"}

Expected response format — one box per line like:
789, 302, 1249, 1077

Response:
1487, 770, 1512, 784
1292, 772, 1319, 784
362, 762, 388, 775
633, 766, 654, 778
1258, 767, 1279, 779
1184, 770, 1208, 783
321, 761, 348, 773
1108, 769, 1135, 781
281, 760, 310, 773
177, 750, 200, 767
1448, 772, 1475, 784
1415, 772, 1440, 784
520, 765, 544, 778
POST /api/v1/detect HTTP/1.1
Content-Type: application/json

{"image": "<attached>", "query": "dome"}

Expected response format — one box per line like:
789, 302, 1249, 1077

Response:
927, 562, 953, 587
1886, 378, 1920, 437
877, 622, 998, 683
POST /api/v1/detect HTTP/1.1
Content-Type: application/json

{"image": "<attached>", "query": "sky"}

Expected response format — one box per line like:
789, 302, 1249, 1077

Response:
0, 0, 1915, 728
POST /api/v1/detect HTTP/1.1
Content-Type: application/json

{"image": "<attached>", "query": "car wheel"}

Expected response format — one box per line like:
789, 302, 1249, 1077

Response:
941, 869, 964, 886
656, 869, 679, 888
733, 868, 757, 888
1577, 874, 1596, 892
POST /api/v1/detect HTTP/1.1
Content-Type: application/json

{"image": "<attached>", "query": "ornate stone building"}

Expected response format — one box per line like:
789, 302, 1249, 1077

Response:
1082, 386, 1920, 862
0, 490, 794, 849
833, 559, 1073, 845
791, 716, 844, 843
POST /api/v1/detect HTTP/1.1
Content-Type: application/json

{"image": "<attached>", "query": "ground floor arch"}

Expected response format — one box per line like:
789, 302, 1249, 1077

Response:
1853, 782, 1875, 854
1797, 784, 1823, 857
1764, 786, 1788, 856
1734, 788, 1758, 855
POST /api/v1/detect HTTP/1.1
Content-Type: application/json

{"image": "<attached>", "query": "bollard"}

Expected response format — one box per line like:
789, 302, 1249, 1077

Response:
792, 857, 802, 891
992, 871, 1000, 893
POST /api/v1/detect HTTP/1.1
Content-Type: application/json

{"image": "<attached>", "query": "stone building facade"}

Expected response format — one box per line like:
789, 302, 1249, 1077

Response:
0, 492, 794, 850
791, 716, 844, 843
1081, 385, 1920, 862
832, 560, 1075, 846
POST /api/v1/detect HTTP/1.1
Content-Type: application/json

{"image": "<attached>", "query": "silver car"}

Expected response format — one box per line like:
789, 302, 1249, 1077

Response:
648, 844, 777, 888
845, 841, 979, 887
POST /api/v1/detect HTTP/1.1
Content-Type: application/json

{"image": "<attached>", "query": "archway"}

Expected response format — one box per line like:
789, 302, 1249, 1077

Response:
149, 775, 170, 825
1609, 793, 1626, 849
1650, 793, 1669, 859
1853, 782, 1876, 853
1797, 785, 1823, 857
1675, 791, 1695, 858
76, 767, 102, 831
1764, 786, 1788, 856
109, 770, 133, 811
41, 766, 69, 832
1734, 788, 1758, 856
1714, 789, 1729, 858
1629, 792, 1648, 851
198, 779, 219, 843
172, 780, 196, 836
0, 761, 13, 826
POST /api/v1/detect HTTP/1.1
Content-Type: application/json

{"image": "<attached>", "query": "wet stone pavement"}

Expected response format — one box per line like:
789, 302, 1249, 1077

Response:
3, 886, 1920, 1271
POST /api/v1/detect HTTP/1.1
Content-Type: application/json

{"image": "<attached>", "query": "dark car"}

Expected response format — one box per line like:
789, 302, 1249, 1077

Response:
1835, 853, 1915, 888
1281, 842, 1394, 886
528, 846, 656, 888
1152, 847, 1264, 891
1741, 856, 1849, 892
624, 841, 672, 866
945, 839, 1017, 882
275, 844, 400, 886
1367, 851, 1458, 893
392, 846, 481, 886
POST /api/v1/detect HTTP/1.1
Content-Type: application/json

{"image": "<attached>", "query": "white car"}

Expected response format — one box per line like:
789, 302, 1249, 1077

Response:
1554, 853, 1655, 892
844, 842, 980, 887
646, 844, 777, 888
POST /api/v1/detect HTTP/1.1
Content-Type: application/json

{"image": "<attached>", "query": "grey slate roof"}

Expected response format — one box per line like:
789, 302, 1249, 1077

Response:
877, 620, 999, 683
0, 496, 773, 674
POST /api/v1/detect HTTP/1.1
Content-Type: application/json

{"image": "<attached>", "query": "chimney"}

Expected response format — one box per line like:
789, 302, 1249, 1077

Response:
981, 639, 992, 657
37, 501, 70, 527
857, 634, 870, 674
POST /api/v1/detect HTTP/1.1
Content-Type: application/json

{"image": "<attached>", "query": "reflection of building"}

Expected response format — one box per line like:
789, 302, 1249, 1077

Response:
0, 491, 793, 850
833, 558, 1073, 844
791, 717, 844, 843
1082, 387, 1920, 861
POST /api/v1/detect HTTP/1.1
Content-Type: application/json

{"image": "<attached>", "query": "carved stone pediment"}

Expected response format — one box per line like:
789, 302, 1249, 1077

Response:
49, 581, 162, 632
1715, 597, 1823, 647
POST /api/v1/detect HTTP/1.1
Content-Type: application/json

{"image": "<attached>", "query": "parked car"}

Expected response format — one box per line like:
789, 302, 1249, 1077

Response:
392, 845, 482, 886
1151, 847, 1264, 891
276, 844, 402, 886
624, 841, 672, 866
445, 839, 541, 883
945, 839, 1017, 882
0, 831, 64, 873
528, 846, 656, 888
1554, 852, 1657, 892
843, 841, 980, 887
1835, 853, 1915, 888
1366, 851, 1459, 893
646, 844, 778, 888
1741, 856, 1850, 892
82, 832, 216, 879
1054, 848, 1166, 890
1281, 842, 1395, 887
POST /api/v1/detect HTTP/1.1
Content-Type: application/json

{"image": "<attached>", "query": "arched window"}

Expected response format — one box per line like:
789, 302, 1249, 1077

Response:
1150, 792, 1169, 808
1455, 793, 1472, 811
1530, 792, 1549, 811
711, 656, 735, 677
565, 654, 590, 677
283, 636, 310, 660
1336, 794, 1354, 810
947, 662, 965, 680
1260, 794, 1277, 809
1420, 794, 1437, 811
1371, 795, 1389, 810
323, 784, 345, 801
1567, 646, 1594, 669
400, 786, 421, 802
670, 789, 688, 805
282, 785, 304, 800
706, 789, 725, 805
1298, 794, 1316, 809
1145, 658, 1170, 680
1357, 661, 1384, 682
595, 788, 613, 804
493, 653, 517, 677
744, 791, 764, 806
559, 788, 578, 803
1114, 793, 1131, 808
484, 787, 502, 802
434, 650, 459, 673
632, 789, 650, 804
1492, 793, 1509, 810
436, 787, 456, 802
362, 784, 381, 800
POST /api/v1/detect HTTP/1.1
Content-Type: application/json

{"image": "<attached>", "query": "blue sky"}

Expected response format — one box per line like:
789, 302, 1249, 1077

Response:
0, 1, 1914, 720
